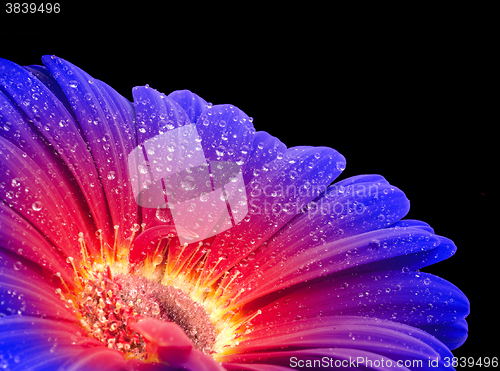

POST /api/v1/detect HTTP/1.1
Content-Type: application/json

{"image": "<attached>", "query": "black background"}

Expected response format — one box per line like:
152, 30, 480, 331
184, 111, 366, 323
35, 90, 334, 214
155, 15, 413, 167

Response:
2, 16, 494, 364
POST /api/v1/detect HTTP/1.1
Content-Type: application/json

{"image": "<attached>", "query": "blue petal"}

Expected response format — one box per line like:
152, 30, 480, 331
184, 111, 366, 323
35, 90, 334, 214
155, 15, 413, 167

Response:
419, 319, 468, 350
133, 85, 192, 143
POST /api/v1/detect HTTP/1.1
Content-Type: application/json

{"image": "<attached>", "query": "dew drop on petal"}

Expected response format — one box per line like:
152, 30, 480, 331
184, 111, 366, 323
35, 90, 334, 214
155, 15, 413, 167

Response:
32, 201, 43, 211
13, 261, 22, 270
107, 171, 116, 180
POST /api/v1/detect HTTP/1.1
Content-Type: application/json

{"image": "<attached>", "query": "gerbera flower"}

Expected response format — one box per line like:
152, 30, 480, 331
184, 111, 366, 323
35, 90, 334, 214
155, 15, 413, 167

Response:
0, 56, 468, 371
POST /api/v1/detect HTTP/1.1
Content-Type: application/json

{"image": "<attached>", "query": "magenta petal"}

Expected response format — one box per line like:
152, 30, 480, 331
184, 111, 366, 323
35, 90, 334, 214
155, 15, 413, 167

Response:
0, 135, 97, 260
0, 202, 72, 278
130, 319, 225, 371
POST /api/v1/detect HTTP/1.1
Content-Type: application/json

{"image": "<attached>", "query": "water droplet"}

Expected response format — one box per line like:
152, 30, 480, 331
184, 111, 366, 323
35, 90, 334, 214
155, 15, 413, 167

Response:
11, 178, 21, 188
107, 171, 116, 180
32, 201, 43, 211
68, 80, 78, 88
3, 122, 12, 131
336, 161, 346, 171
368, 239, 380, 250
13, 261, 22, 270
423, 277, 431, 285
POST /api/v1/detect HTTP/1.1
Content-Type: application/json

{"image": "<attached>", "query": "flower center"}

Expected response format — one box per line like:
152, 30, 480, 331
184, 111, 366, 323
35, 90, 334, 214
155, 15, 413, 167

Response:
115, 274, 215, 354
55, 226, 262, 362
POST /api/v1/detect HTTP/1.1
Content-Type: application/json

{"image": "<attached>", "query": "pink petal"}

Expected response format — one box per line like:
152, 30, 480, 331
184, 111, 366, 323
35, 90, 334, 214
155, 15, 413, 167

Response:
130, 319, 225, 371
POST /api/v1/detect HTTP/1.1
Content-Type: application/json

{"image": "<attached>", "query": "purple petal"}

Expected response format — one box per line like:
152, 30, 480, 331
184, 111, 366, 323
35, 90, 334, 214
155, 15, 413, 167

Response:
234, 225, 439, 305
242, 131, 287, 185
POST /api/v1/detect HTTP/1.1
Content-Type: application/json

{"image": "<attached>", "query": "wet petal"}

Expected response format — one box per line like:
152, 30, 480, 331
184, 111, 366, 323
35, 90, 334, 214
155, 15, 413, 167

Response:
0, 57, 113, 248
242, 131, 287, 185
0, 202, 72, 277
233, 174, 410, 304
131, 85, 192, 233
234, 225, 439, 306
202, 145, 346, 286
249, 270, 468, 350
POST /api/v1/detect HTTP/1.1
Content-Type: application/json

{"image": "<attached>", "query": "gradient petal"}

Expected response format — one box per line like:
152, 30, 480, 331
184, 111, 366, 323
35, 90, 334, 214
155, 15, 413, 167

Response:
202, 145, 346, 286
0, 248, 75, 321
0, 57, 113, 251
232, 174, 411, 305
247, 270, 468, 349
221, 316, 454, 370
42, 55, 139, 246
